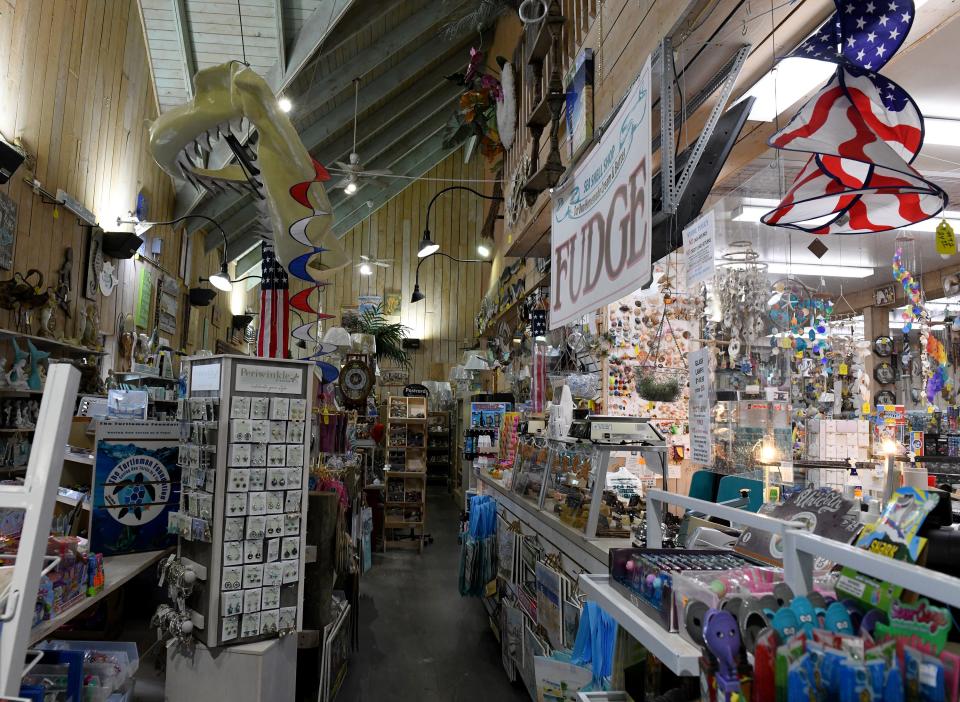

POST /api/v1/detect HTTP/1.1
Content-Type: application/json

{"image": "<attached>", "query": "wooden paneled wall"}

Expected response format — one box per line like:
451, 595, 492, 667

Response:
0, 0, 232, 361
290, 150, 490, 383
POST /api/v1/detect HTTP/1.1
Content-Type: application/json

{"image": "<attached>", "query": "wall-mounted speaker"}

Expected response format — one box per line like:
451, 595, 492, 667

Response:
101, 231, 144, 259
0, 139, 25, 185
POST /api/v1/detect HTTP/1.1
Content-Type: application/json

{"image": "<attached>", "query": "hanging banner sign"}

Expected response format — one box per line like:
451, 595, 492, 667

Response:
684, 210, 716, 288
549, 56, 652, 329
689, 347, 712, 466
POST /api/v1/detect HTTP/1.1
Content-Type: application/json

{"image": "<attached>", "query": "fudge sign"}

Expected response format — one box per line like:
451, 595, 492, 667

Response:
550, 57, 651, 329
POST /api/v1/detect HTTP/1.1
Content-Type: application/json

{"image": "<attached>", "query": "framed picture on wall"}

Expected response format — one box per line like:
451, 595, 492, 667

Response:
211, 303, 222, 328
383, 291, 401, 317
84, 228, 103, 300
0, 191, 17, 271
874, 284, 896, 307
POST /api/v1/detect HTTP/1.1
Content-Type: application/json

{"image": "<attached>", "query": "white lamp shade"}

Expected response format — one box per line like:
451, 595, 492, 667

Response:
464, 354, 489, 371
322, 326, 353, 347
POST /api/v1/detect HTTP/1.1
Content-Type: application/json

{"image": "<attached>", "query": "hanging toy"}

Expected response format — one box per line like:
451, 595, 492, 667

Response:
892, 247, 924, 333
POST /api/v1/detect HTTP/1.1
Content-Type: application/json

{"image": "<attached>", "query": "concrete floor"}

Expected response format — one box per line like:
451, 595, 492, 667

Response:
337, 487, 528, 702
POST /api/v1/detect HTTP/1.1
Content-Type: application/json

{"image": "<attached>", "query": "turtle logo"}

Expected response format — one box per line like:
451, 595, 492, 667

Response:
104, 454, 171, 526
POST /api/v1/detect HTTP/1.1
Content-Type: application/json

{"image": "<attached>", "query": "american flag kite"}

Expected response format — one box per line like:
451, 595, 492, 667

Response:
764, 0, 947, 234
256, 242, 290, 358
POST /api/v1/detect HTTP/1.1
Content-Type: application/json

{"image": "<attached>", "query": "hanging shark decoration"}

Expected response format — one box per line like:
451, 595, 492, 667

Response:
147, 61, 350, 282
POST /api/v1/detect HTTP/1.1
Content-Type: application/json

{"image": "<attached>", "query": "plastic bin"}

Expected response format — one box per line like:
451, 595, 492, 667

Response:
39, 640, 139, 699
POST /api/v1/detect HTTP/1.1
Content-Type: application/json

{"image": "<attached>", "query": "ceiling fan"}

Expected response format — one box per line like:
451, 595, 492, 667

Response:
356, 254, 392, 276
334, 79, 393, 195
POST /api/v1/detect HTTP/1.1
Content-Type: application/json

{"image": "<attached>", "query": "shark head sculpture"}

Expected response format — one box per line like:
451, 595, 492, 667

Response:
148, 61, 349, 280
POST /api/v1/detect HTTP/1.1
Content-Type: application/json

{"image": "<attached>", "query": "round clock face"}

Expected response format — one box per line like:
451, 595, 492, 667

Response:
873, 335, 894, 357
873, 362, 896, 385
339, 359, 372, 405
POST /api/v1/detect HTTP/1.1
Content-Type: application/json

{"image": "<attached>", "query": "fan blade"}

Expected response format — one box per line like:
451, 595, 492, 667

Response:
333, 161, 353, 171
333, 178, 351, 189
373, 261, 391, 268
360, 254, 371, 261
365, 169, 393, 177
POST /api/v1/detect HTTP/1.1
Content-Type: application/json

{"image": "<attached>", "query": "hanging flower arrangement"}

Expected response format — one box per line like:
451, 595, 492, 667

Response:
443, 48, 506, 164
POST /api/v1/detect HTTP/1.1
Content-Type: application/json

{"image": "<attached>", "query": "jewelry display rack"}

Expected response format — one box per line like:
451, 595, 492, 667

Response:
177, 355, 313, 647
384, 396, 428, 552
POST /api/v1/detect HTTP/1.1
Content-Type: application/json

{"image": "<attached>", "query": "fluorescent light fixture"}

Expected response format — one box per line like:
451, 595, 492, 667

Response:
922, 118, 960, 146
738, 57, 836, 122
732, 197, 779, 223
765, 262, 874, 278
359, 263, 372, 276
897, 211, 960, 232
278, 97, 292, 113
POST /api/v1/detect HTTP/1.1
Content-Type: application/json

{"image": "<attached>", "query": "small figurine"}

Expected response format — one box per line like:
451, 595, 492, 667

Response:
0, 357, 8, 388
7, 341, 28, 390
26, 341, 49, 391
134, 333, 149, 364
36, 289, 58, 339
13, 406, 25, 429
80, 302, 101, 350
56, 247, 73, 317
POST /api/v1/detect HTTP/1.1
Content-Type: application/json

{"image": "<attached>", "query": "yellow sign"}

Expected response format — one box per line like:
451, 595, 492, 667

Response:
862, 402, 871, 414
839, 363, 848, 376
936, 220, 956, 256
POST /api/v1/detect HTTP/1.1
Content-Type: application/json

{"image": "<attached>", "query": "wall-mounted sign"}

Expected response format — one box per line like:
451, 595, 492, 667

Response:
684, 210, 716, 288
235, 363, 303, 394
689, 348, 712, 467
403, 383, 430, 398
549, 57, 652, 329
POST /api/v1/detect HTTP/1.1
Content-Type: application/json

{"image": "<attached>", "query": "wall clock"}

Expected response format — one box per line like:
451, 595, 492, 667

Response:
339, 355, 373, 408
873, 362, 895, 385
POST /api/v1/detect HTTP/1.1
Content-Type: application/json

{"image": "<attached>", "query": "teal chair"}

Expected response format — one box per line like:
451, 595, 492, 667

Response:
716, 474, 765, 512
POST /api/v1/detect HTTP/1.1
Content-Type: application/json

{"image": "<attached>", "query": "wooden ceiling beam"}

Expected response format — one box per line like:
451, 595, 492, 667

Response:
294, 0, 471, 118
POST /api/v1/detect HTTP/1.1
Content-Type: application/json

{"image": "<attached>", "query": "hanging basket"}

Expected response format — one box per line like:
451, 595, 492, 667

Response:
634, 305, 687, 403
635, 369, 683, 402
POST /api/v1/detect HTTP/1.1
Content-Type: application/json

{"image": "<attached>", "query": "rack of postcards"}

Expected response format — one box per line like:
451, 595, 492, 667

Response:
175, 355, 312, 647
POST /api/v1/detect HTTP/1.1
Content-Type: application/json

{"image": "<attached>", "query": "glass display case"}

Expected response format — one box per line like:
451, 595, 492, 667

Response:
511, 438, 551, 507
711, 400, 792, 473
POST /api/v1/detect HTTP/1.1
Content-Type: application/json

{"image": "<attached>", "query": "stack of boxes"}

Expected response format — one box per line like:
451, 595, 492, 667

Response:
807, 419, 872, 462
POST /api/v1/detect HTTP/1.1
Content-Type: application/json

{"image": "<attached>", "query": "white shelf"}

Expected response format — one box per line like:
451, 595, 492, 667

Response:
578, 574, 701, 677
29, 549, 169, 644
55, 494, 90, 511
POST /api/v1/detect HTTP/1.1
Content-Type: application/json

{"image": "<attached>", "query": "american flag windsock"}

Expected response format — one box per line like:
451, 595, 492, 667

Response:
256, 242, 290, 358
763, 0, 948, 234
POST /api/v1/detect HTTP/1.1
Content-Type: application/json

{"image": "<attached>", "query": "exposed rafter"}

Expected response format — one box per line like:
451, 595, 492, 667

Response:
294, 0, 471, 118
332, 140, 462, 236
272, 0, 285, 74
171, 0, 196, 99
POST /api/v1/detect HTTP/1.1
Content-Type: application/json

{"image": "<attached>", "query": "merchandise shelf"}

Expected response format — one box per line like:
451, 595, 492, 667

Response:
29, 549, 169, 644
578, 574, 701, 677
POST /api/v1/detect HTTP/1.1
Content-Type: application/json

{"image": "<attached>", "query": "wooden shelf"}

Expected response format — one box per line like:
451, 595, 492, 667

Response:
386, 417, 428, 424
525, 10, 564, 65
384, 520, 424, 527
29, 549, 170, 644
527, 93, 553, 128
0, 329, 106, 356
0, 427, 34, 433
0, 388, 45, 396
524, 160, 564, 196
384, 470, 427, 478
384, 501, 424, 507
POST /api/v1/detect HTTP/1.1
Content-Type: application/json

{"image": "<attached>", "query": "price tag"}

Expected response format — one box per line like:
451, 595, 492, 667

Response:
839, 363, 848, 376
928, 404, 935, 414
861, 402, 871, 414
936, 220, 956, 256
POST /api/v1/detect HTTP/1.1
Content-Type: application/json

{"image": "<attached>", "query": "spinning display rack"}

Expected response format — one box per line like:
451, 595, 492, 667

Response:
176, 355, 312, 647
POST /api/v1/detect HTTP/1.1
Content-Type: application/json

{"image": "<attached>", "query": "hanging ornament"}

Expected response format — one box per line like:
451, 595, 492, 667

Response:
891, 246, 924, 333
